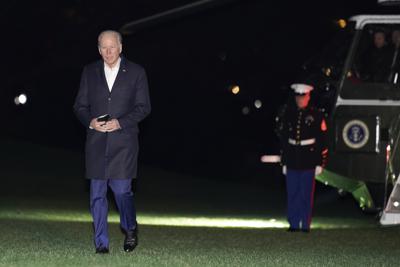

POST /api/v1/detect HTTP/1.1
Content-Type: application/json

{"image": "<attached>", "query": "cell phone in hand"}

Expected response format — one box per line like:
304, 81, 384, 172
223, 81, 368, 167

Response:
97, 114, 111, 122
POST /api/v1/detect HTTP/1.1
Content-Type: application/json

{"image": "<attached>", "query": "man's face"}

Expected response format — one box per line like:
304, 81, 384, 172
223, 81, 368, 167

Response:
374, 32, 386, 49
98, 34, 122, 67
295, 93, 310, 109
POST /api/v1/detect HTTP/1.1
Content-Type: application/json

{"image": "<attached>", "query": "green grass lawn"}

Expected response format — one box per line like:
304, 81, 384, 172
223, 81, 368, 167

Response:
1, 218, 400, 267
1, 197, 400, 267
1, 139, 400, 266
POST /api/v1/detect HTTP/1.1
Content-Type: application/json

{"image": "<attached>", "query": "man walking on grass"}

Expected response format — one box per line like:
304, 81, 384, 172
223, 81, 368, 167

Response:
74, 30, 151, 253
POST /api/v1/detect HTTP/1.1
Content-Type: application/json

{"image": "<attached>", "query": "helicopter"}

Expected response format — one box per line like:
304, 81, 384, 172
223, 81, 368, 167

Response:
316, 13, 400, 225
274, 13, 400, 225
120, 0, 400, 224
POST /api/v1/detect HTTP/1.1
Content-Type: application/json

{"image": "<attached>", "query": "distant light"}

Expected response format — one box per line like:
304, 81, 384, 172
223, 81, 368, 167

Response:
14, 94, 27, 105
324, 67, 332, 77
337, 19, 347, 29
231, 85, 240, 95
242, 106, 250, 115
394, 201, 399, 207
254, 99, 262, 109
19, 94, 27, 104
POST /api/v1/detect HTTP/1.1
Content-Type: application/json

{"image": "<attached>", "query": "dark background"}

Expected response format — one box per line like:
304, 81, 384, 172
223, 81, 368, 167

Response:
0, 0, 392, 181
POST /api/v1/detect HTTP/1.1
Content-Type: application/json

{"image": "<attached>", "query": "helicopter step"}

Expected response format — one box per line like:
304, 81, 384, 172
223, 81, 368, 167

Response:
380, 175, 400, 225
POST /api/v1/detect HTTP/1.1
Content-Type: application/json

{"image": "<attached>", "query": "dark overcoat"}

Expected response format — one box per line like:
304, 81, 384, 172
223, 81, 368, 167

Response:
73, 57, 151, 179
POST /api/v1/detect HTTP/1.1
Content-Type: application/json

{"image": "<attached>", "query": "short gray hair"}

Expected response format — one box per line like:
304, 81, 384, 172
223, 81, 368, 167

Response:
98, 30, 122, 47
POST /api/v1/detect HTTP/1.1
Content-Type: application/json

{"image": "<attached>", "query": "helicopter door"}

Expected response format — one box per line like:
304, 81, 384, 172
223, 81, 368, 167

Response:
335, 23, 400, 155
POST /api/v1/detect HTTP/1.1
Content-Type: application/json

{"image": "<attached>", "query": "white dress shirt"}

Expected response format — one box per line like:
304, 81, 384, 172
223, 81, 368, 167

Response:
104, 57, 121, 92
89, 57, 121, 129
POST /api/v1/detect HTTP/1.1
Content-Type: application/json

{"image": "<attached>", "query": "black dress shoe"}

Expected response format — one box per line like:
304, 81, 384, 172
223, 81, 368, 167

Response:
95, 247, 109, 254
124, 228, 138, 252
287, 227, 299, 232
301, 229, 310, 233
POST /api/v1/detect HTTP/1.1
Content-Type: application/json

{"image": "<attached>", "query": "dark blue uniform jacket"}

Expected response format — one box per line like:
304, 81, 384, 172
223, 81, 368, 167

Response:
276, 104, 327, 170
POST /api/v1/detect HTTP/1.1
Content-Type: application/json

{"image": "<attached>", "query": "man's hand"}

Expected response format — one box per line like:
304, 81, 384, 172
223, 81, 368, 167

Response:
315, 166, 323, 176
104, 119, 121, 132
90, 118, 108, 132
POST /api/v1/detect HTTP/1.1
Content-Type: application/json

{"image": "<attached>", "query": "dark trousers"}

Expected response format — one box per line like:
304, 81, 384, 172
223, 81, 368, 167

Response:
90, 179, 137, 249
285, 169, 315, 230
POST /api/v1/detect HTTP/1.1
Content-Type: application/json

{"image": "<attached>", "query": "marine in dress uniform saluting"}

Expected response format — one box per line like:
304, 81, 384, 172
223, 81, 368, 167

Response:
275, 83, 328, 232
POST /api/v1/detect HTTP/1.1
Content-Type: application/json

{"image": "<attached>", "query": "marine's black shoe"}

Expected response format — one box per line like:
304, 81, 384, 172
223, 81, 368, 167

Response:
287, 227, 299, 232
95, 247, 109, 254
123, 228, 138, 252
301, 229, 310, 233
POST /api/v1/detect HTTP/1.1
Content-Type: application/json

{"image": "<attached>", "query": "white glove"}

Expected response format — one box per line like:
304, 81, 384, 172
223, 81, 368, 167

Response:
315, 166, 323, 176
282, 165, 287, 175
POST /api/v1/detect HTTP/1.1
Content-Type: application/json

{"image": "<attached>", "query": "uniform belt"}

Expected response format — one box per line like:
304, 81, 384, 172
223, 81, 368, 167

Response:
288, 138, 316, 146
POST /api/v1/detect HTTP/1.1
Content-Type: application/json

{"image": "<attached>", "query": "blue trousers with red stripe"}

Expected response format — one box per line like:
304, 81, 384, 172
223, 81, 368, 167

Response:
90, 179, 137, 249
285, 169, 315, 230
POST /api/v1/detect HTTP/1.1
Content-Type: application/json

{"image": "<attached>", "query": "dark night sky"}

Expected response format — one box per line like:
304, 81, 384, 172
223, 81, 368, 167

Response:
1, 0, 393, 178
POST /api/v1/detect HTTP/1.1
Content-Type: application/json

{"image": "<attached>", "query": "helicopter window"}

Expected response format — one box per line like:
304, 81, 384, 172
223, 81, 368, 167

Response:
352, 25, 399, 84
341, 23, 400, 100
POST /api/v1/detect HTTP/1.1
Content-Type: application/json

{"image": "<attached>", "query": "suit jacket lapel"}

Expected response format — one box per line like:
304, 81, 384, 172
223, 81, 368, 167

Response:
110, 57, 127, 95
96, 61, 111, 94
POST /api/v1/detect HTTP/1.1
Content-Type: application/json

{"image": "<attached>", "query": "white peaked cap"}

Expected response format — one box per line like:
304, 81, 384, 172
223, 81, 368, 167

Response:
290, 83, 314, 94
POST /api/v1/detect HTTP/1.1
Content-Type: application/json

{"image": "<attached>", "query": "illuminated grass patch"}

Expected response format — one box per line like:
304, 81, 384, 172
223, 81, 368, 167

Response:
0, 208, 374, 229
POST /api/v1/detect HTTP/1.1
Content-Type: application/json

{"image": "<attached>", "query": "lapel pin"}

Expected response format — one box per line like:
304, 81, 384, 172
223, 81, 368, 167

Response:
123, 69, 126, 72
